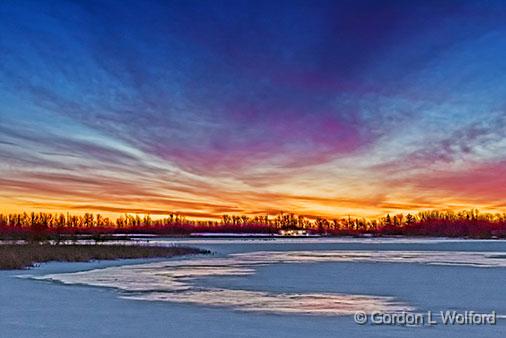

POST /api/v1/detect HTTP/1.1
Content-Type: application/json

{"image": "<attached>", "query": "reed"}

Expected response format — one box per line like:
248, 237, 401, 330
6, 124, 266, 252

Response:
0, 244, 208, 270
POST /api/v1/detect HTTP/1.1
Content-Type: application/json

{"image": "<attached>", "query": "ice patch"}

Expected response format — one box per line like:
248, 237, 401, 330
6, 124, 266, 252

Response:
29, 250, 506, 315
232, 250, 506, 268
124, 289, 410, 316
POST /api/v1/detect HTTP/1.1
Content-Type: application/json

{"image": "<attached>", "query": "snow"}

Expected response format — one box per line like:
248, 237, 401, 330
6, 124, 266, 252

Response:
2, 238, 506, 337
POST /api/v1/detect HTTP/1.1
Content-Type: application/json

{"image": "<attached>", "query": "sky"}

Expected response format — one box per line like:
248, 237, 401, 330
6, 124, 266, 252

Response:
1, 0, 506, 220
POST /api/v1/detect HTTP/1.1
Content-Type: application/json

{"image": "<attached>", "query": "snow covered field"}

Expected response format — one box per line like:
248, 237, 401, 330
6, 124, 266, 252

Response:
2, 238, 506, 337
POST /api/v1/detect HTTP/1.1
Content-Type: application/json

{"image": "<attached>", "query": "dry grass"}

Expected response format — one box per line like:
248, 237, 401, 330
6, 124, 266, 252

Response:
0, 244, 208, 270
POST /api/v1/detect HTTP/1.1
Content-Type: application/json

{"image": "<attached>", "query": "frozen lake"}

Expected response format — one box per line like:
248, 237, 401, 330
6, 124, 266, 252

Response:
2, 238, 506, 337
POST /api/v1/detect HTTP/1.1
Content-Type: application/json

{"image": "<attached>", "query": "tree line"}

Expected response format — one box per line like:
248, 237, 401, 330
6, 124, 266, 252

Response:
0, 209, 505, 238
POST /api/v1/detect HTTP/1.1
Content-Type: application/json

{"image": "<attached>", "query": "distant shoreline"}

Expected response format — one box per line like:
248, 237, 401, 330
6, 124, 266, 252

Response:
0, 244, 209, 270
2, 209, 506, 240
2, 232, 504, 242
